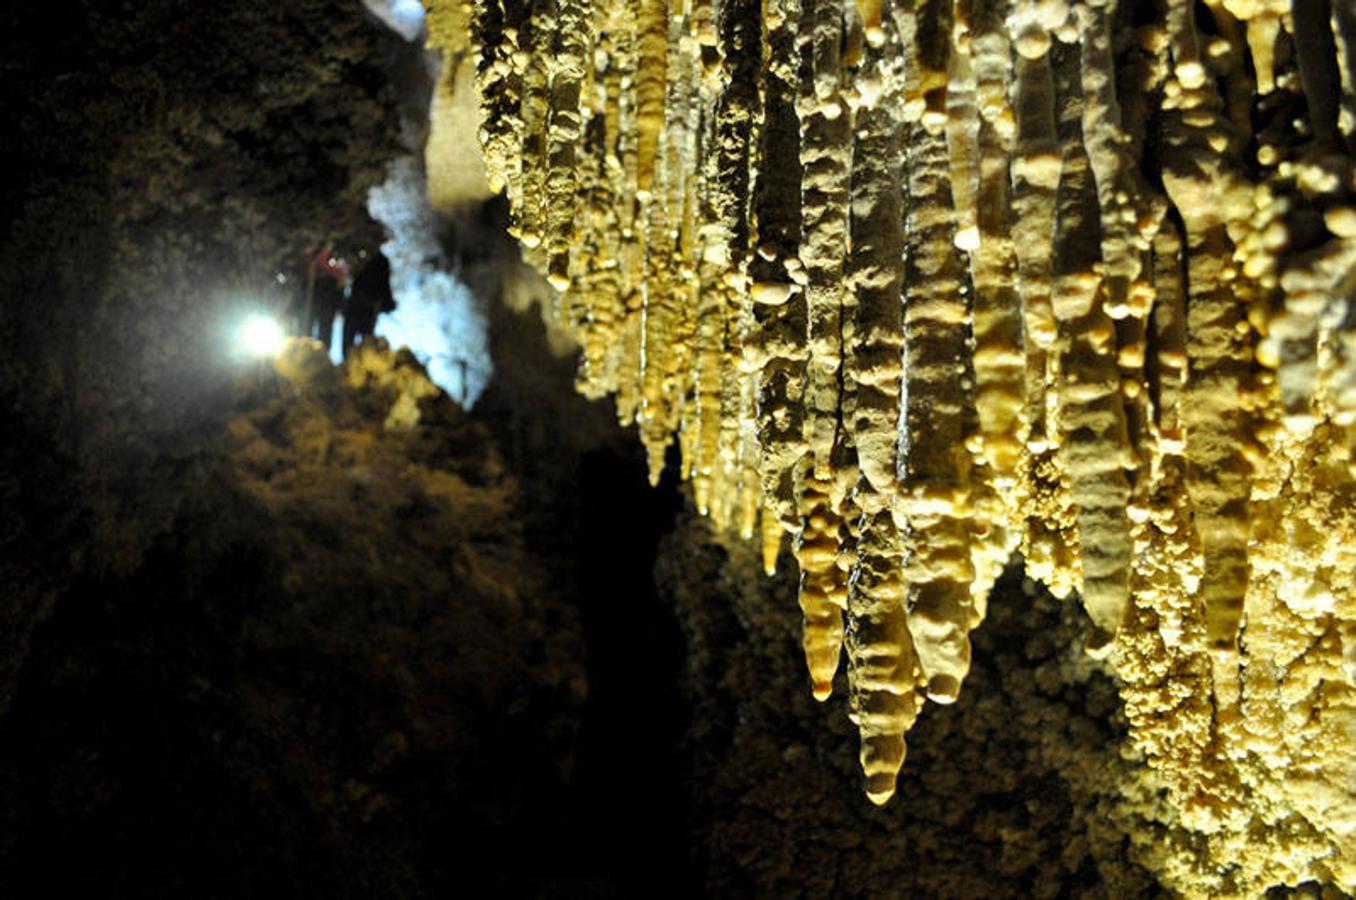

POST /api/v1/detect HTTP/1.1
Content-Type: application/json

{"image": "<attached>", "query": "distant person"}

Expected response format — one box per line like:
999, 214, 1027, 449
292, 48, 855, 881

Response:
342, 250, 395, 358
302, 242, 350, 355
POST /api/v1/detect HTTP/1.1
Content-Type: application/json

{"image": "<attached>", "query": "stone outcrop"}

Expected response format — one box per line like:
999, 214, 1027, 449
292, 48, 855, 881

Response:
445, 0, 1356, 889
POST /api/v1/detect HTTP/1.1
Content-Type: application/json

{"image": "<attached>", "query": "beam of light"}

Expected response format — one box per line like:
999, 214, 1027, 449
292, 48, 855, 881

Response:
233, 312, 286, 359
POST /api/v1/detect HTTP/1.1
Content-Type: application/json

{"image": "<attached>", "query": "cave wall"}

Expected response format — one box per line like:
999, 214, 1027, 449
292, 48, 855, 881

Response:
0, 342, 598, 897
659, 517, 1163, 898
440, 0, 1356, 891
0, 6, 688, 893
0, 0, 404, 709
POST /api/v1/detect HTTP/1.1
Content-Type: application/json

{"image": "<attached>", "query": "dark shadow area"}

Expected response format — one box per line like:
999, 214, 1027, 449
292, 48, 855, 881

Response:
568, 444, 692, 896
462, 204, 697, 893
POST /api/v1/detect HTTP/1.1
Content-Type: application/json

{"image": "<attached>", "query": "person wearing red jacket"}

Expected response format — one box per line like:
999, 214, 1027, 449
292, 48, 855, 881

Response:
301, 242, 350, 355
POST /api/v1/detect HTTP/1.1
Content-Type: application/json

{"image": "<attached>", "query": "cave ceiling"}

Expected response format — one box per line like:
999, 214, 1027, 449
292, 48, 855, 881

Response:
425, 0, 1356, 891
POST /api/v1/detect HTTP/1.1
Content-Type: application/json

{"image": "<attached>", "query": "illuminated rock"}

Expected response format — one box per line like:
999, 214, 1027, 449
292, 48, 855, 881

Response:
441, 0, 1356, 889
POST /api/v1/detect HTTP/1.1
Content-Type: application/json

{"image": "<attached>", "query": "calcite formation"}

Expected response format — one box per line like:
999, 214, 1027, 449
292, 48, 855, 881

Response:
452, 0, 1356, 889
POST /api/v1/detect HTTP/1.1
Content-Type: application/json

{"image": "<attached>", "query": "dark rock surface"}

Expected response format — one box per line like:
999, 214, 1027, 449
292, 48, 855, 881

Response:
0, 2, 1179, 897
1, 343, 587, 897
0, 0, 403, 709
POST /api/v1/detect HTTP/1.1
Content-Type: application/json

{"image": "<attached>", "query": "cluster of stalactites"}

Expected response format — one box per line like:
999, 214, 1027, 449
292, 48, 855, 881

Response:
466, 0, 1356, 813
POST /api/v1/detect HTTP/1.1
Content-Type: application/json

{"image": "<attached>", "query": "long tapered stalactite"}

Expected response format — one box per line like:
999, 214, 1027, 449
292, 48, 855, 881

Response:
448, 0, 1356, 890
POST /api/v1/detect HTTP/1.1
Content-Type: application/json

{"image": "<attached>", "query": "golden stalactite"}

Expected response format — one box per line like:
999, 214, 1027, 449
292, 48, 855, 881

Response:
453, 0, 1356, 888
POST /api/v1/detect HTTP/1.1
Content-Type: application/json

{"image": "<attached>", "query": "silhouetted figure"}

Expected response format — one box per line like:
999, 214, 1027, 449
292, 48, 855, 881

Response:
343, 251, 395, 358
302, 242, 350, 354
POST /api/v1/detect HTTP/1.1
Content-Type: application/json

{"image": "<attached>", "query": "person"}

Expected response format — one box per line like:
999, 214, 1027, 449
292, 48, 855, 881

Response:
342, 250, 395, 358
301, 242, 350, 355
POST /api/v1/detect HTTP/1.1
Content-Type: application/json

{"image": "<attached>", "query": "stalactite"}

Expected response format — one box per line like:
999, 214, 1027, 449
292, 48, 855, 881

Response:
967, 0, 1026, 490
513, 0, 554, 254
797, 0, 852, 485
1159, 0, 1255, 671
899, 0, 980, 705
469, 0, 520, 195
542, 0, 589, 292
751, 0, 808, 539
1050, 37, 1134, 650
839, 17, 919, 803
793, 473, 847, 698
447, 0, 1356, 887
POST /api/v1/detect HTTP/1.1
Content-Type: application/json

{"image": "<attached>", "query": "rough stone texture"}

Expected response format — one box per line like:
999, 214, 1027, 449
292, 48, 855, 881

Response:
4, 0, 1352, 896
449, 0, 1356, 886
658, 514, 1164, 898
0, 0, 404, 710
0, 342, 587, 897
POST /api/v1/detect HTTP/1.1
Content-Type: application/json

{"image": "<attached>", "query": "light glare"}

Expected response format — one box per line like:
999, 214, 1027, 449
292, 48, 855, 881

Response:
235, 313, 286, 359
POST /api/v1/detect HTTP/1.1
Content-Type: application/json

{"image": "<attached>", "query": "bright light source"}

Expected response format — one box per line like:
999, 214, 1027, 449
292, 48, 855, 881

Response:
234, 313, 286, 359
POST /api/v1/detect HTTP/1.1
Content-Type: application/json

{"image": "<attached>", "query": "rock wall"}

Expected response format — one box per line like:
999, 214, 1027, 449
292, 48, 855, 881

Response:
660, 516, 1163, 898
445, 0, 1356, 891
0, 342, 591, 897
0, 0, 404, 708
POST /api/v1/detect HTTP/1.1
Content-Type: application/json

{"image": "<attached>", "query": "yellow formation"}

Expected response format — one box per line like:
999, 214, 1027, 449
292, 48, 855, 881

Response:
449, 0, 1356, 888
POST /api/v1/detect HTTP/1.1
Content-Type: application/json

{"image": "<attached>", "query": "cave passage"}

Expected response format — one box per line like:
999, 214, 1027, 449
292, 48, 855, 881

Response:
5, 0, 1356, 895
